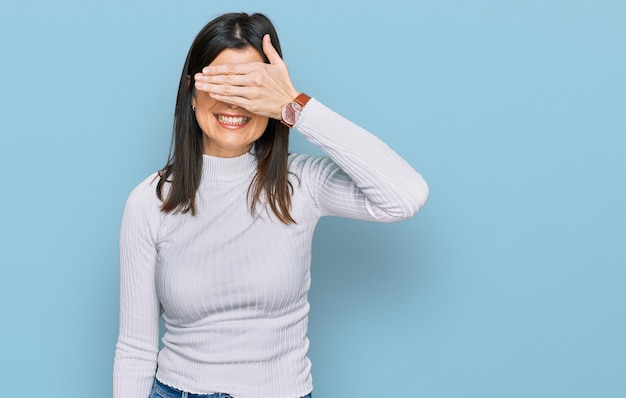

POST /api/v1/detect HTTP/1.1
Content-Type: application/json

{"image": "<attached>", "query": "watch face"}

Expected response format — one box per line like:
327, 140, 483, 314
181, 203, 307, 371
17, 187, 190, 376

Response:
282, 103, 296, 125
282, 102, 302, 126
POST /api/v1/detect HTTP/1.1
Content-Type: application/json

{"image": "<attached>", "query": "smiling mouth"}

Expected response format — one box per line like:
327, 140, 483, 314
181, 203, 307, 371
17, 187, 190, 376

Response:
215, 114, 251, 126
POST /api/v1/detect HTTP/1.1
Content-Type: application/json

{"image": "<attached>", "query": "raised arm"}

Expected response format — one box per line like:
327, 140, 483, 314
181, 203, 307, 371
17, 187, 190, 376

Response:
293, 99, 428, 222
193, 34, 428, 221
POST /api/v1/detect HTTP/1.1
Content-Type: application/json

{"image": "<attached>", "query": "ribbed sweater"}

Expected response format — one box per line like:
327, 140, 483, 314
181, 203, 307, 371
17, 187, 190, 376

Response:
113, 99, 429, 398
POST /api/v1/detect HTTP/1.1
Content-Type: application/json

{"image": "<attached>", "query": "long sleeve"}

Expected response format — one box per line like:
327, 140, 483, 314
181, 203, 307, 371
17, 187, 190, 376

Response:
111, 98, 428, 398
293, 98, 429, 222
113, 175, 162, 398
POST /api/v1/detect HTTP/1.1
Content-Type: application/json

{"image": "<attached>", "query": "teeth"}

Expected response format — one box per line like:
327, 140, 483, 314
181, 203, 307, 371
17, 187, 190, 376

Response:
216, 115, 250, 125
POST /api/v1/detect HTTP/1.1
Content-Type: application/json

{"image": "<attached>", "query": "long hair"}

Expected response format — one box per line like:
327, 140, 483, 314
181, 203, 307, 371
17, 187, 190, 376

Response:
156, 12, 294, 224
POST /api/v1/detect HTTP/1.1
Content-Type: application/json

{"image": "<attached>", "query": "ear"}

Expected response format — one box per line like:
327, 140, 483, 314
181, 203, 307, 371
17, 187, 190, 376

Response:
187, 75, 197, 110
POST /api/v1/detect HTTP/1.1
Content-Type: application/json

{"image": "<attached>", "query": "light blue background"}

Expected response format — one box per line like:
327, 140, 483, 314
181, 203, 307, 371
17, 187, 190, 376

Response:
1, 0, 624, 397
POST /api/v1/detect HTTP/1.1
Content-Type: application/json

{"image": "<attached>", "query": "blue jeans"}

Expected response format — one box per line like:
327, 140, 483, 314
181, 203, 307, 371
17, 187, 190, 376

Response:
149, 378, 312, 398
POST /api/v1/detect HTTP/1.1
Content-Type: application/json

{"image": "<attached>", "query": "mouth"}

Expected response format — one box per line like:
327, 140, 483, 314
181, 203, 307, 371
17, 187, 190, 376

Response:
215, 114, 251, 128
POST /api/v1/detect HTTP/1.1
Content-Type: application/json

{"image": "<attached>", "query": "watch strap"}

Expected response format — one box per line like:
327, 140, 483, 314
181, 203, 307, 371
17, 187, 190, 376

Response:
294, 93, 311, 107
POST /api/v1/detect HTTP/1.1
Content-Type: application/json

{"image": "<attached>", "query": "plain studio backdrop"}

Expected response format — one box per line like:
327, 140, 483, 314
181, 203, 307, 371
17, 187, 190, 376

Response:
1, 0, 624, 397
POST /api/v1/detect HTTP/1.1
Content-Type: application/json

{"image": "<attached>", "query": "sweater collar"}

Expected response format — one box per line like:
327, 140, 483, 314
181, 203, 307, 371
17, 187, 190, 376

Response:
201, 152, 257, 181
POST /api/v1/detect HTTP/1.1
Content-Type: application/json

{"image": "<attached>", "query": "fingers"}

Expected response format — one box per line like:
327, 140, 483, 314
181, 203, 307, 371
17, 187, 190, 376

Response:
194, 62, 265, 94
197, 82, 249, 98
194, 72, 253, 90
262, 34, 283, 66
194, 79, 249, 107
191, 35, 295, 118
198, 84, 257, 113
201, 61, 260, 76
206, 89, 278, 119
206, 91, 248, 110
200, 34, 283, 75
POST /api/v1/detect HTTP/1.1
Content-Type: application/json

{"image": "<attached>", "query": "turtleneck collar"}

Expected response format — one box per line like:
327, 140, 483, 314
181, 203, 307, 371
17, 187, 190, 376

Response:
201, 152, 257, 181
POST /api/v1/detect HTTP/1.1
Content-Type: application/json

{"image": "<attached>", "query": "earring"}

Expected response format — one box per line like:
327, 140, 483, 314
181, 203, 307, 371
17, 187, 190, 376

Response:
192, 106, 196, 112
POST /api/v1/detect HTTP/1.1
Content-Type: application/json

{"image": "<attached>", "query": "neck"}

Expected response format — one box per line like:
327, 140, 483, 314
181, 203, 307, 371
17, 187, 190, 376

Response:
201, 152, 256, 181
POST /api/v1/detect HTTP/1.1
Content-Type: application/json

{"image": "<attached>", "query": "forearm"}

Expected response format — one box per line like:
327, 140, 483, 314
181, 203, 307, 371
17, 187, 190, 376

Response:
295, 98, 429, 221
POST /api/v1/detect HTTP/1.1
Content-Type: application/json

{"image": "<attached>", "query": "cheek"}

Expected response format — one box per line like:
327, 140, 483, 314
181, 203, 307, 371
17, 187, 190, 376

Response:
196, 113, 214, 129
258, 118, 269, 129
254, 118, 270, 136
193, 90, 219, 111
194, 98, 219, 127
196, 97, 219, 111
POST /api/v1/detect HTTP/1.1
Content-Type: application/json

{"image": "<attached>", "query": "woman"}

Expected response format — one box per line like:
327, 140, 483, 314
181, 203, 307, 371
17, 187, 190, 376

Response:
113, 12, 428, 398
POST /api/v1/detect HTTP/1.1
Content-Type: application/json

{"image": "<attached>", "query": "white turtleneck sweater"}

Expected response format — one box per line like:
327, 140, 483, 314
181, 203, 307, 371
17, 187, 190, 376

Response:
113, 99, 429, 398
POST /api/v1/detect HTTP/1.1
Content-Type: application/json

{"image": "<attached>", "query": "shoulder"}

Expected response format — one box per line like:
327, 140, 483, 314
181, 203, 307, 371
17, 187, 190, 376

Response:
127, 172, 160, 201
123, 172, 163, 216
120, 172, 164, 241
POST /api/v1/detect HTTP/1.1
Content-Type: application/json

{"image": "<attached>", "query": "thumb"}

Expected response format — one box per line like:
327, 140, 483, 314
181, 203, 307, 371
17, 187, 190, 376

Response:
263, 34, 284, 66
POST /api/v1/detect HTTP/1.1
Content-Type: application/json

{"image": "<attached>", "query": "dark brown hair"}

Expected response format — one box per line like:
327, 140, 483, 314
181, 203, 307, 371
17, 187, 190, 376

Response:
156, 12, 294, 224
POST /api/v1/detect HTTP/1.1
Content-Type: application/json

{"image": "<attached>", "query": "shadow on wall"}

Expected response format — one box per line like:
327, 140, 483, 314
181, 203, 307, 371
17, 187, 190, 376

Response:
308, 216, 433, 315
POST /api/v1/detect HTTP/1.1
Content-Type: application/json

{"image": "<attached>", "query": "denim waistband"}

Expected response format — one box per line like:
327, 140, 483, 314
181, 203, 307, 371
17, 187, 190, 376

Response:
151, 378, 312, 398
152, 378, 231, 398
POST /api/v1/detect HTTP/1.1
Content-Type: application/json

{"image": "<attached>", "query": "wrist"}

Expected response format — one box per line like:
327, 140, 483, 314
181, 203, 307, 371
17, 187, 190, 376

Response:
280, 93, 311, 128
